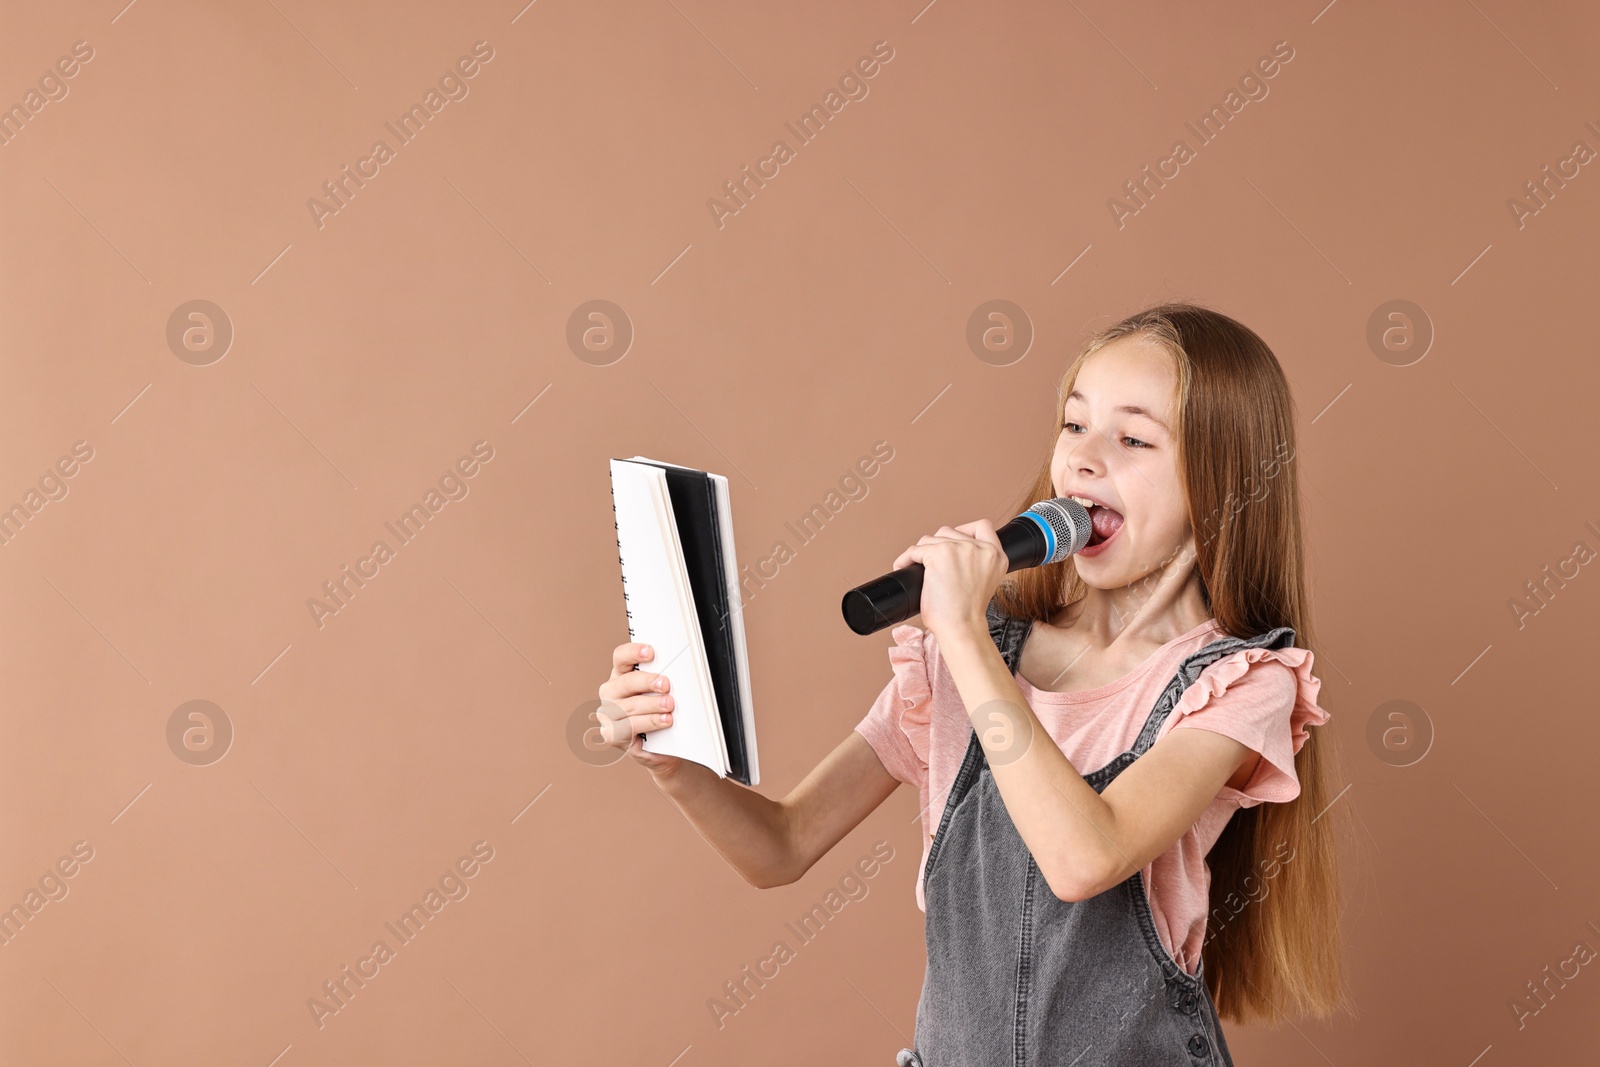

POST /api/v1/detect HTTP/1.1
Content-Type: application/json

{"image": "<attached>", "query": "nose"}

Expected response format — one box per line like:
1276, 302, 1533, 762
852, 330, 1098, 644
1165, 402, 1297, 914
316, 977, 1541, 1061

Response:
1065, 426, 1109, 477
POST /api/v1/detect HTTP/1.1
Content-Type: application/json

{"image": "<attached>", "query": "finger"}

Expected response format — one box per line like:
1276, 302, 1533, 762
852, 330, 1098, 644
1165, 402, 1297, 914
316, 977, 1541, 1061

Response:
937, 524, 981, 543
617, 690, 674, 719
895, 529, 963, 566
896, 534, 953, 559
625, 732, 674, 766
601, 668, 668, 701
594, 699, 674, 746
611, 642, 655, 674
892, 544, 928, 570
965, 519, 1001, 546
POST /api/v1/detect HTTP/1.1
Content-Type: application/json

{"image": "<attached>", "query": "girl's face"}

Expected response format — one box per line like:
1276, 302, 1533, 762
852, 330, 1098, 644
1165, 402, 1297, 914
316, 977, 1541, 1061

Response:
1050, 337, 1191, 589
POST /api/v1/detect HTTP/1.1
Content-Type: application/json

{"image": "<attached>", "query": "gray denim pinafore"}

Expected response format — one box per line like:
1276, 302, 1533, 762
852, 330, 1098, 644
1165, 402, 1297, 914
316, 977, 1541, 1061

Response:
895, 602, 1296, 1067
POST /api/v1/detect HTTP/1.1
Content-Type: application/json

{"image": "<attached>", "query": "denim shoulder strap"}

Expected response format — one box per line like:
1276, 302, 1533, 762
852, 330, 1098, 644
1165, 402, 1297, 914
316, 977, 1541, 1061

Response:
984, 595, 1035, 674
1129, 625, 1298, 756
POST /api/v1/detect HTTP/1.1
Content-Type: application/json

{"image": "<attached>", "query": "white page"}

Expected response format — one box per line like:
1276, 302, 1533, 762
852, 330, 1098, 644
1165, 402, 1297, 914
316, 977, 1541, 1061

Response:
710, 472, 759, 785
609, 459, 728, 776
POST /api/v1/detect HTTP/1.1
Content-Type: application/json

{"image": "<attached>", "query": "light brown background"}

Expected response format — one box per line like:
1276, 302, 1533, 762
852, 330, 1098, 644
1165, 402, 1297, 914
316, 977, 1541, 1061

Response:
3, 0, 1598, 1063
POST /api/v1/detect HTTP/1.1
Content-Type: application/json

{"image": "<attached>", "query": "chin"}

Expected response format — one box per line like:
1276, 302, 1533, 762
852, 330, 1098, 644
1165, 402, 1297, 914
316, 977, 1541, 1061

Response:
1076, 539, 1140, 575
1072, 562, 1118, 586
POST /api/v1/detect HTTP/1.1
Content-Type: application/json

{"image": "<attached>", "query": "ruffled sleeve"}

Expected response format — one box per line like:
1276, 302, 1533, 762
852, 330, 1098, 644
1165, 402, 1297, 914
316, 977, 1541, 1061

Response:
1163, 646, 1331, 808
851, 624, 934, 790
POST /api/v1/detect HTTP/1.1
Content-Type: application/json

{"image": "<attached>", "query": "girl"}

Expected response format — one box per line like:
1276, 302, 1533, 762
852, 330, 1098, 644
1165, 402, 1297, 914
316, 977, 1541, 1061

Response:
596, 303, 1352, 1065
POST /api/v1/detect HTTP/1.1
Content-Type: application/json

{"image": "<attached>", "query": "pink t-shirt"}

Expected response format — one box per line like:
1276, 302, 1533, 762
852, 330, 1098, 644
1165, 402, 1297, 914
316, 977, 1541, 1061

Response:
853, 617, 1330, 977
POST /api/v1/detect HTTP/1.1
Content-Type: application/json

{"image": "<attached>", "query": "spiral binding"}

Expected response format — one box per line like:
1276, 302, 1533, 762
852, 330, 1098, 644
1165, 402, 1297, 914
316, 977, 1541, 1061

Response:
610, 479, 635, 631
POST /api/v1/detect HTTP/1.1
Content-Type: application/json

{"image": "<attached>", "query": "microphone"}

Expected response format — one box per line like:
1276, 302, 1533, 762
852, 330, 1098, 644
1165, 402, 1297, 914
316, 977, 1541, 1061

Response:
841, 498, 1094, 635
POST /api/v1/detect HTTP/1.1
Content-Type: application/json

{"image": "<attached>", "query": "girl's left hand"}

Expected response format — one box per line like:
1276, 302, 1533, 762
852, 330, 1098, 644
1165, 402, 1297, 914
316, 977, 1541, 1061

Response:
892, 520, 1008, 642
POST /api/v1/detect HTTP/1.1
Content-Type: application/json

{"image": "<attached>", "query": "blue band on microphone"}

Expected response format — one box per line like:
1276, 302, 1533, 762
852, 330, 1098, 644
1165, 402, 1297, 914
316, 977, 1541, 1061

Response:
1020, 509, 1055, 562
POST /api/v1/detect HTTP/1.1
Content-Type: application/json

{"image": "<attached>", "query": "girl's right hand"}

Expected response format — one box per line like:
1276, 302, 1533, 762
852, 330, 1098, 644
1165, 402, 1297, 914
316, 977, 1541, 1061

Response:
597, 643, 688, 780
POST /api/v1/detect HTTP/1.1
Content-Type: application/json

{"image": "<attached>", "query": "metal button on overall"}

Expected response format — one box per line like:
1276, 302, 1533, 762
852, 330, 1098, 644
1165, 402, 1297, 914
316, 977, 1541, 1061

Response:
895, 599, 1299, 1066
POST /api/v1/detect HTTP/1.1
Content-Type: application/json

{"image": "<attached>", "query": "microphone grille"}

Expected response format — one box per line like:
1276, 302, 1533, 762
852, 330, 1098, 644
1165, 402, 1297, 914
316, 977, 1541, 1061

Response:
1028, 498, 1093, 561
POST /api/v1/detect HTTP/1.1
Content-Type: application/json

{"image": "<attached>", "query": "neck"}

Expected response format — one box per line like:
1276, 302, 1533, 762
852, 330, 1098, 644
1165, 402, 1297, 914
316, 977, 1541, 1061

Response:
1059, 551, 1211, 650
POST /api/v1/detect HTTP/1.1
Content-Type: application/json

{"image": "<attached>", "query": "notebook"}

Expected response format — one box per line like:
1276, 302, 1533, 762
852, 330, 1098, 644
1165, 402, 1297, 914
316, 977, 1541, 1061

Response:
607, 456, 759, 785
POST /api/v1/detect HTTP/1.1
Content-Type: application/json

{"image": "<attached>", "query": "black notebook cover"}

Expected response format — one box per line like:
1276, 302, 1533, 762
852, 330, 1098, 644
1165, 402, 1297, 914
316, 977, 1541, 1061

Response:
626, 460, 751, 786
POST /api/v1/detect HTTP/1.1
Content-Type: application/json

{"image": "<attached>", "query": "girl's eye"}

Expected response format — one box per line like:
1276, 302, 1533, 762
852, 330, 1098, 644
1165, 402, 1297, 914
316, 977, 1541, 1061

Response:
1123, 436, 1151, 449
1063, 421, 1085, 434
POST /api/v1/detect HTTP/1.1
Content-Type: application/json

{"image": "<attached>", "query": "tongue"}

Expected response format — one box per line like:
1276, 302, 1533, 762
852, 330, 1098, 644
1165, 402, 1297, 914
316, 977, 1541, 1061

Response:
1088, 506, 1123, 546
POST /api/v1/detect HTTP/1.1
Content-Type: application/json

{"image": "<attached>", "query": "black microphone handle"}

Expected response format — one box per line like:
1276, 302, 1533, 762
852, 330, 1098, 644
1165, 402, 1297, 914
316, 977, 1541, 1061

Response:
840, 564, 927, 637
840, 517, 1051, 636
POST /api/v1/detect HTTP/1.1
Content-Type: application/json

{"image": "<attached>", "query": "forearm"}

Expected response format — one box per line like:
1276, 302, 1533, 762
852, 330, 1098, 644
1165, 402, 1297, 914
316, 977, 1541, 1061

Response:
652, 763, 796, 889
938, 620, 1121, 899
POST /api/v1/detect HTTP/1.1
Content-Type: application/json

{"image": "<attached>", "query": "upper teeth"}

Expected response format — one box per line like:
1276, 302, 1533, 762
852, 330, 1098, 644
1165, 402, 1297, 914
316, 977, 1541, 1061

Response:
1069, 495, 1098, 509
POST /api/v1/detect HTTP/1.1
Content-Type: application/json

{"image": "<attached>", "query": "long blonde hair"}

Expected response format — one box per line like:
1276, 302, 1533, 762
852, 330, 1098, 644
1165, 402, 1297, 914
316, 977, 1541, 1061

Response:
992, 302, 1354, 1024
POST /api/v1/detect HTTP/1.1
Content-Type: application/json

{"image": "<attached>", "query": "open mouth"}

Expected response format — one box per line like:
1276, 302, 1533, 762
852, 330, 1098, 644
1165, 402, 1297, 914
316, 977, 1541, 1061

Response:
1086, 505, 1124, 546
1068, 496, 1124, 548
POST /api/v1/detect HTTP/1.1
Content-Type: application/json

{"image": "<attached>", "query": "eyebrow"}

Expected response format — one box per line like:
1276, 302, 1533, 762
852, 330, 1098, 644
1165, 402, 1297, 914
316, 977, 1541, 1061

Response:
1064, 390, 1171, 433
